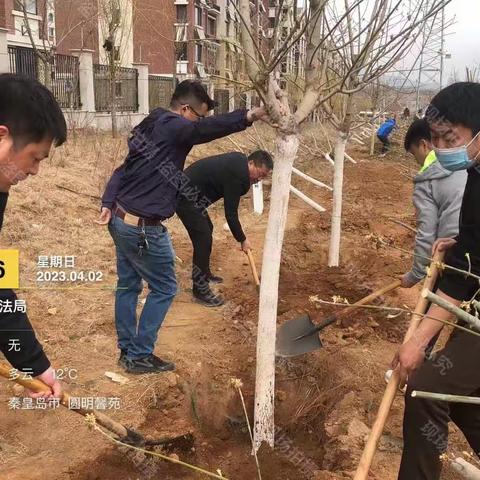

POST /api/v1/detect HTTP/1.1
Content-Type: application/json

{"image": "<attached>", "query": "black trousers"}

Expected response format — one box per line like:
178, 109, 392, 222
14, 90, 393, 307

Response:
398, 324, 480, 479
176, 199, 213, 288
377, 134, 391, 153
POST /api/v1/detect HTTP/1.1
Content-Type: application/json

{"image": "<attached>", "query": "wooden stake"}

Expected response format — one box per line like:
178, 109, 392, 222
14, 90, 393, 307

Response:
353, 253, 444, 480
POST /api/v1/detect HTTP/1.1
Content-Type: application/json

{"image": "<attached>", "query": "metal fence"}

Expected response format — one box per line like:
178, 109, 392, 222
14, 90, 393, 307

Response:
8, 46, 81, 109
8, 45, 37, 78
51, 54, 81, 109
93, 64, 139, 113
148, 75, 173, 111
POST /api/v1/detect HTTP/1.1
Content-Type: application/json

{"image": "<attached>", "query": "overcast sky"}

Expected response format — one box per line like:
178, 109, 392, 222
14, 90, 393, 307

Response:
444, 0, 480, 80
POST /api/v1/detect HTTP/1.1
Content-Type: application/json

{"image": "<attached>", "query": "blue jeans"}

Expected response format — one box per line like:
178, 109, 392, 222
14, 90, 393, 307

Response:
108, 215, 177, 360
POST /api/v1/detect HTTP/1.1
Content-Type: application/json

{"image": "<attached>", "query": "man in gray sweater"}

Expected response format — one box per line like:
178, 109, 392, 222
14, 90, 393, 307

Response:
401, 119, 467, 288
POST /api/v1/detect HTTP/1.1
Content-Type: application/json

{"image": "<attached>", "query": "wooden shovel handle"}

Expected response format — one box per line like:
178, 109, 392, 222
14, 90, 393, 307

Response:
0, 363, 129, 439
336, 279, 402, 322
246, 249, 261, 287
354, 253, 444, 480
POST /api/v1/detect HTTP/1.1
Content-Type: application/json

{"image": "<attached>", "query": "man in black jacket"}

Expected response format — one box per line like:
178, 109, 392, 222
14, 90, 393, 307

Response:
0, 74, 67, 398
394, 82, 480, 480
176, 150, 273, 306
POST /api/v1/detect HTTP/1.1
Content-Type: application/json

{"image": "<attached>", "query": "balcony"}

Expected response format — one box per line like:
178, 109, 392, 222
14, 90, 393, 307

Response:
176, 61, 188, 75
206, 0, 220, 13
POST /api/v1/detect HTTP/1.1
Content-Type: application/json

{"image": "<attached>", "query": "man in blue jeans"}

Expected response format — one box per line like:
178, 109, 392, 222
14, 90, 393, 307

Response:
98, 80, 266, 374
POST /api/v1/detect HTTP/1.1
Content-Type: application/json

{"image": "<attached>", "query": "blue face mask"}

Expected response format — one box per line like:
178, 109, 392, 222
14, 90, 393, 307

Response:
434, 132, 480, 171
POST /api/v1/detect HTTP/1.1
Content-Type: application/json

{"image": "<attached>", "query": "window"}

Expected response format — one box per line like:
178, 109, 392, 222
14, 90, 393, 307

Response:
268, 17, 275, 28
176, 43, 187, 61
195, 42, 202, 63
114, 46, 120, 61
207, 17, 216, 36
195, 6, 203, 26
176, 5, 187, 23
48, 13, 54, 22
14, 0, 37, 15
49, 27, 55, 38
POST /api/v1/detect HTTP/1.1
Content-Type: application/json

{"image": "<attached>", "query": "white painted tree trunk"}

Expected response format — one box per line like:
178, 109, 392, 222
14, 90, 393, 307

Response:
253, 133, 299, 452
328, 131, 347, 267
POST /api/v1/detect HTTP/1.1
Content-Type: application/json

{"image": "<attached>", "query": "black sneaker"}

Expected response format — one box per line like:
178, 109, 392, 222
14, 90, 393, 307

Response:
118, 349, 128, 367
150, 354, 175, 371
193, 287, 225, 307
208, 274, 224, 284
125, 354, 175, 374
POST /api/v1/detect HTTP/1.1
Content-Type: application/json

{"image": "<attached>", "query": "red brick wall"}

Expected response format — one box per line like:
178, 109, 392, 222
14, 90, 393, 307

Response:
54, 0, 99, 60
0, 1, 7, 30
133, 0, 175, 74
4, 0, 15, 33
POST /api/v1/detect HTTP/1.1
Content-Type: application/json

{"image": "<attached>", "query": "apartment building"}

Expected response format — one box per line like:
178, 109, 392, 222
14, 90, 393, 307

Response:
267, 0, 306, 90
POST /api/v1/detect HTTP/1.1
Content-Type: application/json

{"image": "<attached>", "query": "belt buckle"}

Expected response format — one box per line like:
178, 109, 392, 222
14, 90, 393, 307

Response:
124, 212, 140, 226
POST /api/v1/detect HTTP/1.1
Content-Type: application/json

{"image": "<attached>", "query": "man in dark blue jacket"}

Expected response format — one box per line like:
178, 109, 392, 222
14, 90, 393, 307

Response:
98, 80, 266, 374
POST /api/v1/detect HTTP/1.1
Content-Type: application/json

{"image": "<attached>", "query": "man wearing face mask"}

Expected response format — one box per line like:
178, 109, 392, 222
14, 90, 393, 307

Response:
394, 82, 480, 480
98, 80, 267, 374
176, 150, 273, 306
400, 119, 467, 289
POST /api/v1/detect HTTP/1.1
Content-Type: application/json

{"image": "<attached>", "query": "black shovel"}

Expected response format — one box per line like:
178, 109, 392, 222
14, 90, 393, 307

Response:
276, 279, 401, 357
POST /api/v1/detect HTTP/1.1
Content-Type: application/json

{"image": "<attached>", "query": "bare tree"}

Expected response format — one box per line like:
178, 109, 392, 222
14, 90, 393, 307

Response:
324, 0, 451, 266
98, 0, 134, 137
237, 0, 451, 454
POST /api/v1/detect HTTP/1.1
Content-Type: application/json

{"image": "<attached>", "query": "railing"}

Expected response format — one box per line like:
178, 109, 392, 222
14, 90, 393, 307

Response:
51, 54, 81, 109
148, 75, 174, 111
93, 64, 139, 113
8, 46, 81, 109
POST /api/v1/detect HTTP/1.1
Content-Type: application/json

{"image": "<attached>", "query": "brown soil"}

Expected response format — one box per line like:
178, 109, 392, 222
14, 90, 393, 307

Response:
0, 128, 470, 479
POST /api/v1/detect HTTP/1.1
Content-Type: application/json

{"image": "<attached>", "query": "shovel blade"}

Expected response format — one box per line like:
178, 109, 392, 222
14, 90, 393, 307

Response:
276, 314, 323, 358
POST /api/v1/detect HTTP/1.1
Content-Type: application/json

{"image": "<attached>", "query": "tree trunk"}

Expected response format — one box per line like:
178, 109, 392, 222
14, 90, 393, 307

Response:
328, 91, 354, 267
110, 66, 118, 138
328, 131, 347, 266
109, 45, 118, 138
253, 132, 299, 452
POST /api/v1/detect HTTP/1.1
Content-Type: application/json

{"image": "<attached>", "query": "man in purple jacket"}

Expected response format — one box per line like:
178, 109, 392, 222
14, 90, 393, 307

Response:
98, 80, 266, 374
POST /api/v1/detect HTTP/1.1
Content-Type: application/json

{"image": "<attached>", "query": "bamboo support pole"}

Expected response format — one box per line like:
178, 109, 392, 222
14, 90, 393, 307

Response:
292, 167, 332, 190
412, 390, 480, 405
290, 185, 326, 213
422, 289, 480, 332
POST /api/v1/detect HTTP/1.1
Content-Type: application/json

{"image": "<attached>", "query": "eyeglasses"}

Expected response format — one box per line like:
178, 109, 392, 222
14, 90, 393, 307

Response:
183, 104, 205, 119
